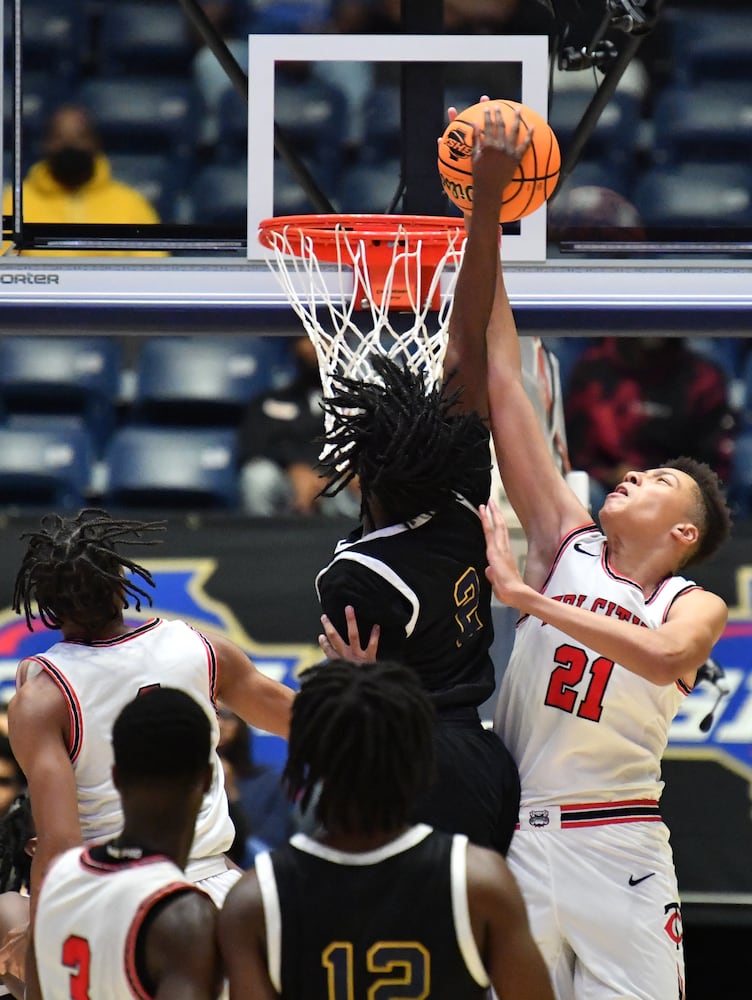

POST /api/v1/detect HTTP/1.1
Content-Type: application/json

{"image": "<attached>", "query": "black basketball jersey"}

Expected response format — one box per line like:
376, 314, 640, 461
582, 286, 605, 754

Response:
315, 426, 494, 711
258, 825, 489, 1000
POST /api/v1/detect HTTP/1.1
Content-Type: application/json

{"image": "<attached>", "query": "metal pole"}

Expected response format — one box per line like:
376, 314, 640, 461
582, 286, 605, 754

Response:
11, 0, 23, 250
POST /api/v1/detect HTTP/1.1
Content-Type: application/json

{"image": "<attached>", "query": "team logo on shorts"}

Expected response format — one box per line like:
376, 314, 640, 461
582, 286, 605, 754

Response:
663, 902, 683, 949
528, 809, 550, 828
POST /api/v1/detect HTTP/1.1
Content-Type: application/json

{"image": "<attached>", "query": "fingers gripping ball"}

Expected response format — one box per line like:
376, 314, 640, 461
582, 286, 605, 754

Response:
438, 99, 561, 222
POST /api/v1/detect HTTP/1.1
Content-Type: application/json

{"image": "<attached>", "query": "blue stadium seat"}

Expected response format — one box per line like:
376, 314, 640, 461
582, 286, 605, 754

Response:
273, 156, 327, 216
77, 77, 200, 160
247, 1, 331, 34
214, 88, 248, 164
97, 2, 194, 77
274, 74, 349, 183
217, 72, 347, 183
552, 159, 631, 200
669, 10, 752, 85
631, 163, 752, 229
103, 427, 238, 510
107, 152, 183, 223
0, 422, 93, 510
338, 160, 402, 214
3, 71, 72, 171
132, 337, 276, 426
0, 337, 122, 454
360, 84, 402, 165
4, 0, 83, 80
548, 89, 641, 179
651, 83, 752, 168
189, 163, 247, 227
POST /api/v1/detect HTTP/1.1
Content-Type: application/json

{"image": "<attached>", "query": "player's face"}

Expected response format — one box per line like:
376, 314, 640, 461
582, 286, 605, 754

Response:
599, 467, 700, 538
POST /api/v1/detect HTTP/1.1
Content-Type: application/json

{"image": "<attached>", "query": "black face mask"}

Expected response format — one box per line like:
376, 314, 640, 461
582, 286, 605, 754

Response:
47, 146, 96, 190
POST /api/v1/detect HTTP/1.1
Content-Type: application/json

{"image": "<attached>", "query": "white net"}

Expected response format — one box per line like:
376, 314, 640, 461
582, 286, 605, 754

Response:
260, 216, 467, 398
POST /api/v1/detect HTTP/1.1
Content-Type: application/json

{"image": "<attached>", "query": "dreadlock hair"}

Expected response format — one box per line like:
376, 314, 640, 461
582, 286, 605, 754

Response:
113, 687, 212, 787
664, 457, 732, 566
318, 354, 490, 525
0, 792, 33, 893
13, 508, 165, 637
283, 659, 436, 837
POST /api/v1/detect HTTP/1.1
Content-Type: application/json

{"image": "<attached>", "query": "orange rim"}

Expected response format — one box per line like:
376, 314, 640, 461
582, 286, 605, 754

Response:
258, 213, 464, 264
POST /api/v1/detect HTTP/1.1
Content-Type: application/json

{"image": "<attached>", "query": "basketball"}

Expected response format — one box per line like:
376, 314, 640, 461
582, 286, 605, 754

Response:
437, 99, 561, 222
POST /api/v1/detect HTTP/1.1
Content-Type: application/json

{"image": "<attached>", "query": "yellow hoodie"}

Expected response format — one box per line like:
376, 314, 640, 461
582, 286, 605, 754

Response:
2, 153, 167, 256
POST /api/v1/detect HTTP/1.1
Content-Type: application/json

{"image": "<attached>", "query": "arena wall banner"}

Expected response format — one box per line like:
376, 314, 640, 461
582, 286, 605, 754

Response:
0, 514, 750, 915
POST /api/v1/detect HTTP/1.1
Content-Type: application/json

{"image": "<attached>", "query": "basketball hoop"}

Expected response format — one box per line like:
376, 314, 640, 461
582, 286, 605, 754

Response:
258, 214, 466, 398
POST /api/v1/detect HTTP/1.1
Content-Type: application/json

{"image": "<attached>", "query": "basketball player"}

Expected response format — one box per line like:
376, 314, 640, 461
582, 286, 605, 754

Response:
217, 659, 555, 1000
7, 509, 294, 912
477, 196, 732, 996
31, 687, 221, 1000
314, 105, 530, 854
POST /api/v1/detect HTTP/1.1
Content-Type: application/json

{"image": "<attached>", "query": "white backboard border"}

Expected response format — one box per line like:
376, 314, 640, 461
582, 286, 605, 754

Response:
247, 33, 550, 264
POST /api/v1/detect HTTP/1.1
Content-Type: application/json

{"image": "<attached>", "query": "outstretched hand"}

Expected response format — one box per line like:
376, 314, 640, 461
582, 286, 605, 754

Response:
480, 498, 527, 609
318, 605, 380, 663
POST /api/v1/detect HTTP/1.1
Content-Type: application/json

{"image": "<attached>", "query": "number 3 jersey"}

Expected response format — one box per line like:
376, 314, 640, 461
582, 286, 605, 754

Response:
256, 825, 489, 1000
35, 844, 209, 1000
495, 525, 701, 809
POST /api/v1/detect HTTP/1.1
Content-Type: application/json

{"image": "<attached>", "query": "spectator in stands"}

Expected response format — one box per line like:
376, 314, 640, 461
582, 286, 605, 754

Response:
216, 701, 295, 865
564, 336, 736, 515
238, 335, 360, 517
2, 104, 164, 257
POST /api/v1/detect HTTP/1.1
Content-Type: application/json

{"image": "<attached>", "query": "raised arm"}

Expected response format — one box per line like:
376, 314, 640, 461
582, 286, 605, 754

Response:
485, 214, 590, 578
442, 106, 531, 418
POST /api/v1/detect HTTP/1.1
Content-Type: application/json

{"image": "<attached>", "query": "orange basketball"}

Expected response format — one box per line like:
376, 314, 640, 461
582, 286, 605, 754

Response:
437, 99, 561, 222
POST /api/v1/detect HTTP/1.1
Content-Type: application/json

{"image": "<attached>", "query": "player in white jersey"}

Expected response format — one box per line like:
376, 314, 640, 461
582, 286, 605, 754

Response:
33, 687, 221, 1000
475, 142, 732, 998
8, 510, 294, 916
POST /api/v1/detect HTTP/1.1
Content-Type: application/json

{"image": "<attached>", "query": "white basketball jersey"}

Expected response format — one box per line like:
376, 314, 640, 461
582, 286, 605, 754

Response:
35, 845, 206, 1000
23, 618, 234, 862
495, 526, 701, 808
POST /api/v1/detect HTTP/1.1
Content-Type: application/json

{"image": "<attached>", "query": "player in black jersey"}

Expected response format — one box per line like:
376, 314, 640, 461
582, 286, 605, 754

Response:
314, 106, 529, 854
217, 659, 554, 1000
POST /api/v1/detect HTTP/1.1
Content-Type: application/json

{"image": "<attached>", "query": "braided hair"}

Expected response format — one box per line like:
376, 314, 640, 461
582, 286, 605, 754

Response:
284, 659, 435, 836
318, 354, 490, 525
0, 793, 33, 893
13, 508, 165, 636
